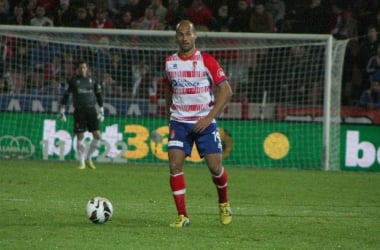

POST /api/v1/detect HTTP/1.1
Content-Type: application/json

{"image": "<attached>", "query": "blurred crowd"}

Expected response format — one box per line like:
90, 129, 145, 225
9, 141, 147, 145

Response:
0, 0, 378, 35
0, 0, 380, 108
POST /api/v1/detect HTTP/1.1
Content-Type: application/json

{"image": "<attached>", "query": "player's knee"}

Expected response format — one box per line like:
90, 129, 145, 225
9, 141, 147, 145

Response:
92, 131, 101, 140
169, 162, 183, 174
208, 165, 223, 176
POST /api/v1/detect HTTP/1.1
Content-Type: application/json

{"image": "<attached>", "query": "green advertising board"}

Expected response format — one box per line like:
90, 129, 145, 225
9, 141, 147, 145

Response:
0, 113, 322, 169
1, 112, 379, 172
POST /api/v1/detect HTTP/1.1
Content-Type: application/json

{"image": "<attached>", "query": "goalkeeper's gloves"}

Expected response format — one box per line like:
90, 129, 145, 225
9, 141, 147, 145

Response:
58, 108, 67, 122
97, 107, 104, 122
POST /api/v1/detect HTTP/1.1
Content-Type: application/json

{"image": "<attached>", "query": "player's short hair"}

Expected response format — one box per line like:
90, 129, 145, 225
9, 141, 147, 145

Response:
367, 24, 377, 31
176, 20, 196, 33
76, 59, 87, 67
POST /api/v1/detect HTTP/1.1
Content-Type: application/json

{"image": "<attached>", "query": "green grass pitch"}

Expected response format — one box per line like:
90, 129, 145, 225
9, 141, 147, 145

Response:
1, 160, 379, 249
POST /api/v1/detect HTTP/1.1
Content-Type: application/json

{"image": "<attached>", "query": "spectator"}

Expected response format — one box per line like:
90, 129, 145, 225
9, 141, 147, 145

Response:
30, 4, 54, 26
358, 25, 379, 89
100, 50, 120, 97
0, 0, 9, 24
265, 0, 286, 32
165, 0, 188, 30
107, 0, 129, 19
210, 3, 231, 32
38, 0, 55, 14
359, 75, 380, 109
107, 49, 128, 97
85, 1, 97, 21
0, 0, 8, 14
53, 0, 76, 27
350, 0, 379, 37
278, 46, 310, 104
228, 0, 251, 32
249, 1, 275, 33
94, 37, 112, 78
44, 53, 64, 95
124, 0, 150, 22
149, 0, 167, 24
0, 74, 7, 92
366, 43, 380, 86
116, 9, 133, 29
131, 58, 151, 99
0, 36, 12, 93
89, 8, 115, 40
8, 4, 28, 25
283, 0, 295, 15
302, 0, 330, 34
9, 39, 30, 94
376, 10, 380, 31
62, 50, 75, 78
70, 7, 91, 27
341, 38, 361, 106
187, 0, 213, 31
23, 0, 38, 22
89, 8, 115, 29
30, 34, 61, 94
91, 0, 108, 9
135, 6, 161, 30
100, 72, 114, 96
329, 2, 351, 39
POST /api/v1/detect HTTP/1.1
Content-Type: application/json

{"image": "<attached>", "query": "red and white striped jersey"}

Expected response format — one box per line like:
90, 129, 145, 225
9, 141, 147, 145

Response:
165, 49, 228, 123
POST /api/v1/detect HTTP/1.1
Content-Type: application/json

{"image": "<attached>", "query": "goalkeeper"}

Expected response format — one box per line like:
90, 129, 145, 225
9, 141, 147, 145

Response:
58, 60, 104, 170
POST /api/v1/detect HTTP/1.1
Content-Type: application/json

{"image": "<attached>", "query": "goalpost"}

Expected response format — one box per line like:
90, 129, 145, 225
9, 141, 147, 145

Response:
0, 25, 348, 170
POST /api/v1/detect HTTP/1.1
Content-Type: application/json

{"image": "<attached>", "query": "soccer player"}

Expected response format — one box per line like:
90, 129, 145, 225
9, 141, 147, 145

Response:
164, 20, 233, 227
58, 60, 104, 170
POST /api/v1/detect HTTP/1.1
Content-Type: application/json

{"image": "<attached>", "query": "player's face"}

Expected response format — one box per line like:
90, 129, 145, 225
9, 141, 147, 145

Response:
371, 80, 380, 91
175, 23, 197, 56
77, 63, 88, 77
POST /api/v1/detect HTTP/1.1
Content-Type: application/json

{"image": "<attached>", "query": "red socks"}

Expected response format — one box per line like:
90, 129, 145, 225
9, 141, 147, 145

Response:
212, 167, 228, 203
170, 172, 187, 217
170, 168, 229, 217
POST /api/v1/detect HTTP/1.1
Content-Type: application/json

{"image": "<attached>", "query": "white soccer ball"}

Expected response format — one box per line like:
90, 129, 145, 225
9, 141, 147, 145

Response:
86, 197, 113, 224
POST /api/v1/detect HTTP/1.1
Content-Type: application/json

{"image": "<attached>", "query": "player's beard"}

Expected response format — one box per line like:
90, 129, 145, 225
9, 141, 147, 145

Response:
180, 42, 195, 55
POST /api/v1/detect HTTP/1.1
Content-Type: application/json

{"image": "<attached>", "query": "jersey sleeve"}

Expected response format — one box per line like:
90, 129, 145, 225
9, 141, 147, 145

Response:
93, 78, 103, 107
93, 78, 102, 94
202, 52, 228, 85
60, 78, 72, 106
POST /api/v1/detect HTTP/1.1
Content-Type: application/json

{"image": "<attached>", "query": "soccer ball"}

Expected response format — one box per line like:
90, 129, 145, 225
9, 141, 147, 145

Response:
86, 197, 113, 224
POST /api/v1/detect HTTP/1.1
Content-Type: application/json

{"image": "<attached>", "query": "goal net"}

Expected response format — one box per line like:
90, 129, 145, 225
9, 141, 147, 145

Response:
0, 25, 348, 170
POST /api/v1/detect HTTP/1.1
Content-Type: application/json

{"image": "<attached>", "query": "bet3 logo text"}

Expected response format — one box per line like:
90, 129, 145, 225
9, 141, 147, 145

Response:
345, 130, 380, 168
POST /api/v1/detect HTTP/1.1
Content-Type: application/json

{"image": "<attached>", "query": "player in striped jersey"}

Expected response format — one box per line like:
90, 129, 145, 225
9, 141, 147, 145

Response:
164, 20, 233, 227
